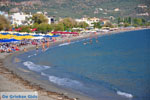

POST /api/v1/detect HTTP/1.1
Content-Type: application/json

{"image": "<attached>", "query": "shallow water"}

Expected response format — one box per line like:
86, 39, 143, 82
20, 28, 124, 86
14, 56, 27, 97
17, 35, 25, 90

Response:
17, 29, 150, 100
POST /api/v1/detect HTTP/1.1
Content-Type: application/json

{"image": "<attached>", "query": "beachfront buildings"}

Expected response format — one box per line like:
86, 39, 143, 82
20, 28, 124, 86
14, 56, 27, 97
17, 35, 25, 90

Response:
75, 17, 100, 27
75, 17, 110, 27
10, 12, 32, 26
1, 11, 55, 27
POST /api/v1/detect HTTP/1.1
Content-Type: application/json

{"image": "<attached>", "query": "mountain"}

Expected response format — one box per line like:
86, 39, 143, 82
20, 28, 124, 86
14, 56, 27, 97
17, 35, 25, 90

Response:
0, 0, 150, 20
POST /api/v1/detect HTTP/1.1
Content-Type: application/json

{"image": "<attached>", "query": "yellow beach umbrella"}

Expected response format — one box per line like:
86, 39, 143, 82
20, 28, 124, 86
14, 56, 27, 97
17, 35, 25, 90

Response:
49, 33, 54, 36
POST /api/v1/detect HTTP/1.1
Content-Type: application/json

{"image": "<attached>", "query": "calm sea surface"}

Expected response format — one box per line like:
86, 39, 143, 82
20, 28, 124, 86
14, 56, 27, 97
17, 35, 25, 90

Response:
17, 29, 150, 100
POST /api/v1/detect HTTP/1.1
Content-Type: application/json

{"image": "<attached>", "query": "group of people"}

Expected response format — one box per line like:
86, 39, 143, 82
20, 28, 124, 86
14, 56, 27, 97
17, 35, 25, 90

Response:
0, 36, 59, 54
0, 39, 39, 53
0, 43, 20, 53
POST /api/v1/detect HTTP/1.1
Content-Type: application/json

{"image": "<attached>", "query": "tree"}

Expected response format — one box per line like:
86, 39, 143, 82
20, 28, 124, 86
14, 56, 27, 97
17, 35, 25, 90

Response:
117, 17, 121, 24
53, 23, 64, 31
93, 22, 101, 29
0, 15, 10, 31
133, 18, 142, 26
77, 22, 89, 28
124, 23, 130, 27
128, 17, 132, 24
103, 22, 114, 28
32, 13, 48, 24
38, 23, 53, 33
19, 25, 31, 33
59, 17, 77, 30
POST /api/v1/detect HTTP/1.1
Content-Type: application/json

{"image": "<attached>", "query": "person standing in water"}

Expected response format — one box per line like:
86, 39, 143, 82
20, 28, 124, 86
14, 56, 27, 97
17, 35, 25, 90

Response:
68, 39, 71, 43
47, 38, 50, 48
36, 44, 39, 52
95, 36, 99, 43
42, 41, 45, 51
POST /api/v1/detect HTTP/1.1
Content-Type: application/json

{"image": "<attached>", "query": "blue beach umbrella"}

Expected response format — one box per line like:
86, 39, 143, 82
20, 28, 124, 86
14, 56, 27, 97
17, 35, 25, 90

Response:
22, 34, 30, 36
0, 33, 10, 35
13, 33, 22, 36
0, 39, 20, 42
32, 35, 41, 37
52, 35, 60, 37
44, 35, 51, 38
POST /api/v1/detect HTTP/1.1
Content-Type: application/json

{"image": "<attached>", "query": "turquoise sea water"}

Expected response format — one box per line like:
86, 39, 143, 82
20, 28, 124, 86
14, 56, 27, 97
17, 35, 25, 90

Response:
18, 29, 150, 100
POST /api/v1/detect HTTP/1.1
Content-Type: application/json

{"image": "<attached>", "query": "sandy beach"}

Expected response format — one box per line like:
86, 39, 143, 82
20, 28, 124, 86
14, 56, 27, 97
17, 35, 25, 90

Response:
0, 27, 149, 100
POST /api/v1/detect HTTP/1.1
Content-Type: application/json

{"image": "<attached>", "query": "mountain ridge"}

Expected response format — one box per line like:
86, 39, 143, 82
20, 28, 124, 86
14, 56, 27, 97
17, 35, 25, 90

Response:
0, 0, 150, 20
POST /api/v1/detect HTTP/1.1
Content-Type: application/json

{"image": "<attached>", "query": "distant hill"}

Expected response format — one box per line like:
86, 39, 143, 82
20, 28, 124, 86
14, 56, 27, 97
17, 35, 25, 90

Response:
0, 0, 150, 20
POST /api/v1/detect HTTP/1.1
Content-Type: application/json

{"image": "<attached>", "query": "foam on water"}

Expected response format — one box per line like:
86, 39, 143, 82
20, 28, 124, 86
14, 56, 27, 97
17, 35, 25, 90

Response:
58, 40, 84, 47
59, 43, 70, 46
41, 72, 83, 87
28, 53, 37, 58
23, 61, 50, 72
117, 91, 133, 98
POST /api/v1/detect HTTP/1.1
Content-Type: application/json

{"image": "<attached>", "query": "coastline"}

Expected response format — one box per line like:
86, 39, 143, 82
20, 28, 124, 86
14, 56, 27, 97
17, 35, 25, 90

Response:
0, 27, 150, 100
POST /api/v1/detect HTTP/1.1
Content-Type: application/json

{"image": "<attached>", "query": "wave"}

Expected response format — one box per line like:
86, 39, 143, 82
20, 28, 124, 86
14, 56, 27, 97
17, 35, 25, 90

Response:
23, 61, 50, 72
59, 43, 70, 46
117, 91, 133, 98
28, 53, 37, 58
41, 72, 83, 87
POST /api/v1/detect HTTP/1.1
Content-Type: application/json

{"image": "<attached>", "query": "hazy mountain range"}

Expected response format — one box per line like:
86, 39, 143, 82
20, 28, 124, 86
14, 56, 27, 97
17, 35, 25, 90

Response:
0, 0, 150, 20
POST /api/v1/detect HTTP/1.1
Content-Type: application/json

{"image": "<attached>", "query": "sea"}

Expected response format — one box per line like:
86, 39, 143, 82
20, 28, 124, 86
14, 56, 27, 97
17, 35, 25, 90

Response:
16, 29, 150, 100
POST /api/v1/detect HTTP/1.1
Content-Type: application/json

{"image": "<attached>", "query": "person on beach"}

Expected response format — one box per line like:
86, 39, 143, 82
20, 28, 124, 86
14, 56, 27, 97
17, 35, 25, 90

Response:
47, 38, 50, 48
23, 48, 27, 52
68, 39, 71, 43
89, 39, 92, 44
42, 42, 45, 51
36, 44, 39, 52
15, 57, 20, 62
95, 37, 99, 43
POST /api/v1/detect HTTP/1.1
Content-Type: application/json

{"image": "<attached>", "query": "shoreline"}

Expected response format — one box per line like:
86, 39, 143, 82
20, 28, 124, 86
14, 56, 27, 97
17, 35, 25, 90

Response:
0, 27, 150, 100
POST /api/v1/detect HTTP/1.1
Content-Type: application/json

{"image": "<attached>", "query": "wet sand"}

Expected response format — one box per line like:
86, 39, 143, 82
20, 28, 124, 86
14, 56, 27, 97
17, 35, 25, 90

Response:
0, 27, 149, 100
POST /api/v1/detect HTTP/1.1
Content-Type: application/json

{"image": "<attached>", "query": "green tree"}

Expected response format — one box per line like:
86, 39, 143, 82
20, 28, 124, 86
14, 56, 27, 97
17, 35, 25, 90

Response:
78, 22, 89, 28
32, 13, 48, 24
38, 23, 53, 33
124, 23, 130, 27
128, 17, 132, 24
19, 25, 31, 33
133, 18, 142, 26
59, 18, 77, 30
103, 22, 114, 28
93, 22, 101, 29
117, 17, 121, 24
0, 15, 10, 31
53, 23, 64, 31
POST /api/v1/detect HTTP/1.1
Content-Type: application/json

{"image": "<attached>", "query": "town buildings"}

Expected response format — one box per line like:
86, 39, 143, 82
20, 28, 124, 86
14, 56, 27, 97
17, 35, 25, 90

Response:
75, 17, 110, 27
10, 12, 32, 26
0, 11, 56, 26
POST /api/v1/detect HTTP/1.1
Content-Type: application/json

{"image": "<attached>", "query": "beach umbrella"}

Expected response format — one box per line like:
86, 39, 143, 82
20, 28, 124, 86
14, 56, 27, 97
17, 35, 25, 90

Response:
0, 33, 10, 35
49, 33, 54, 36
31, 37, 44, 40
31, 28, 37, 32
52, 35, 60, 37
44, 35, 51, 38
32, 34, 41, 37
0, 39, 20, 42
22, 34, 30, 36
0, 34, 14, 39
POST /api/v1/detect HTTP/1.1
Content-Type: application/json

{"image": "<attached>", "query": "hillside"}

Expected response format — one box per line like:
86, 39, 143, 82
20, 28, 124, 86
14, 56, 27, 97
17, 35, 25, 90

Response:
0, 0, 150, 20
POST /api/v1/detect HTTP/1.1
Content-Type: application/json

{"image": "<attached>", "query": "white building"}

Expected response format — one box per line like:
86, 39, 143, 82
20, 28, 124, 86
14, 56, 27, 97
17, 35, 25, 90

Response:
10, 12, 32, 26
46, 16, 55, 24
75, 17, 100, 27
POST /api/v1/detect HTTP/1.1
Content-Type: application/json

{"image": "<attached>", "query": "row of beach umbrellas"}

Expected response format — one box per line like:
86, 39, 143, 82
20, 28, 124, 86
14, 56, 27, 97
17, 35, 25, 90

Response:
0, 32, 60, 42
